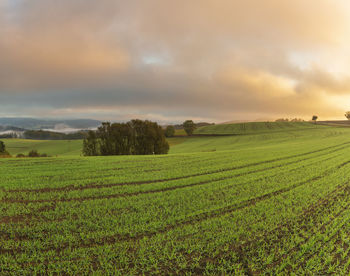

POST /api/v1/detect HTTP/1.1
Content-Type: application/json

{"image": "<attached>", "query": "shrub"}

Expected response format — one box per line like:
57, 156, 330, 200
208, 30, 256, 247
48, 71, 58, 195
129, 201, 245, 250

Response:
28, 150, 40, 157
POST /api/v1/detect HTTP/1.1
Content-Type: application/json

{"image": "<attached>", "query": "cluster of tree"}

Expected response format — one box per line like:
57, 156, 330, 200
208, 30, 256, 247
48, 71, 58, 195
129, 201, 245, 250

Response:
16, 150, 48, 158
312, 115, 318, 124
164, 120, 208, 137
0, 141, 11, 157
345, 111, 350, 120
164, 125, 175, 137
275, 118, 305, 122
24, 130, 86, 140
83, 120, 169, 156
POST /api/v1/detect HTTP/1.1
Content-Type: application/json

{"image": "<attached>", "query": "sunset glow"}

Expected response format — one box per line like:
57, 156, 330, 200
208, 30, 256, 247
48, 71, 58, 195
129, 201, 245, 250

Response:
2, 0, 350, 122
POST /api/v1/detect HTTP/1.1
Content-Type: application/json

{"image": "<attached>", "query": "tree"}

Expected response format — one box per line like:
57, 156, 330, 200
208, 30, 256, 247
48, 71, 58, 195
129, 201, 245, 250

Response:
0, 140, 13, 158
130, 120, 169, 155
164, 125, 175, 137
0, 141, 11, 157
0, 141, 5, 153
83, 131, 99, 156
345, 111, 350, 120
312, 115, 318, 124
183, 120, 196, 136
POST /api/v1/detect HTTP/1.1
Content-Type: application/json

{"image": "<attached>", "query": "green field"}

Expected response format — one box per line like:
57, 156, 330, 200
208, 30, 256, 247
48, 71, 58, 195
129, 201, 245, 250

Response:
3, 137, 184, 157
2, 122, 350, 274
3, 139, 84, 156
194, 121, 328, 135
2, 122, 332, 157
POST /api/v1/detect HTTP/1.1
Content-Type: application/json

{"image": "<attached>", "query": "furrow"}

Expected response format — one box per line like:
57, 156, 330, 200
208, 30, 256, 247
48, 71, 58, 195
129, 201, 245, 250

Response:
5, 141, 350, 194
0, 141, 346, 197
2, 160, 345, 255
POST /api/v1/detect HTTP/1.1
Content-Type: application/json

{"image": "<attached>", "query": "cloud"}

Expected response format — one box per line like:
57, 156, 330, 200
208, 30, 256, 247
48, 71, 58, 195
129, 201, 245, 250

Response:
1, 0, 350, 122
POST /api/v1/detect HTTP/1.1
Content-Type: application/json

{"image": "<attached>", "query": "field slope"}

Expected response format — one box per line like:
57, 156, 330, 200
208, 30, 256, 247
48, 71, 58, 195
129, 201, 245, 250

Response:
2, 139, 83, 156
2, 124, 350, 274
194, 121, 328, 135
3, 138, 184, 157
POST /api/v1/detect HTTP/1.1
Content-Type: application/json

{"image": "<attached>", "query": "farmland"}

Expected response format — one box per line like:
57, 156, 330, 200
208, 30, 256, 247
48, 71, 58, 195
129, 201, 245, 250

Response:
2, 137, 183, 157
194, 121, 328, 135
2, 139, 83, 157
2, 122, 350, 274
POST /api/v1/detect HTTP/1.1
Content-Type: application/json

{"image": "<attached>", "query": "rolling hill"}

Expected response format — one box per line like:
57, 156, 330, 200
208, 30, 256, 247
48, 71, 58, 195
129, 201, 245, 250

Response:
194, 121, 328, 135
2, 122, 350, 274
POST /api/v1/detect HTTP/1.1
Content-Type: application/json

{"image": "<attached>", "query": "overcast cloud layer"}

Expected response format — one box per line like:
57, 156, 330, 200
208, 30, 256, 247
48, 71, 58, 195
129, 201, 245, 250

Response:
2, 0, 350, 123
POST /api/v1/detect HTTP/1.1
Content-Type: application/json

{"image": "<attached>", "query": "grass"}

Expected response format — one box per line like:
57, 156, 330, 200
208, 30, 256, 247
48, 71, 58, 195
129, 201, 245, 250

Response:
194, 121, 328, 135
3, 139, 83, 156
2, 122, 350, 274
2, 122, 332, 156
3, 137, 186, 157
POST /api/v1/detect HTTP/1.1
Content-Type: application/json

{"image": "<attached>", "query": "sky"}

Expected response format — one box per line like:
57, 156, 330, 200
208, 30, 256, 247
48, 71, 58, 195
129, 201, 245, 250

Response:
1, 0, 350, 123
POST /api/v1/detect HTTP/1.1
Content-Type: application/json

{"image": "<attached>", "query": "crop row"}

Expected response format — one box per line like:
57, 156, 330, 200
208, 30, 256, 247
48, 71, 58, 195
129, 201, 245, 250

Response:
2, 133, 350, 274
2, 153, 346, 274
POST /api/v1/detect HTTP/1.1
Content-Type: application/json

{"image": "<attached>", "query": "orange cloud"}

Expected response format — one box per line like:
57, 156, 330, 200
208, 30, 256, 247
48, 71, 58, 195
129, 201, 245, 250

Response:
1, 0, 350, 121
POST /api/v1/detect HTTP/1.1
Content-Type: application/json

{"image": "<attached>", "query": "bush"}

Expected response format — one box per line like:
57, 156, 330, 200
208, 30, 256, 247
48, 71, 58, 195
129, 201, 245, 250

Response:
275, 118, 289, 122
0, 152, 11, 158
16, 151, 48, 158
28, 150, 40, 157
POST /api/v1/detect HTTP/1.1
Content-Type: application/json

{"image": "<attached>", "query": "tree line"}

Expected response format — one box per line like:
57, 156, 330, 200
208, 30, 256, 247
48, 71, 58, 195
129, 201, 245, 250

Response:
83, 119, 169, 156
24, 130, 86, 140
275, 118, 305, 122
164, 120, 199, 137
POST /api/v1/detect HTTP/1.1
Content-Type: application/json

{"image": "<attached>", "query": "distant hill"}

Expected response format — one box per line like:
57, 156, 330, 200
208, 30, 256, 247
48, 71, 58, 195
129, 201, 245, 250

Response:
221, 119, 274, 124
0, 118, 101, 130
318, 120, 350, 127
194, 121, 329, 135
0, 125, 26, 132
